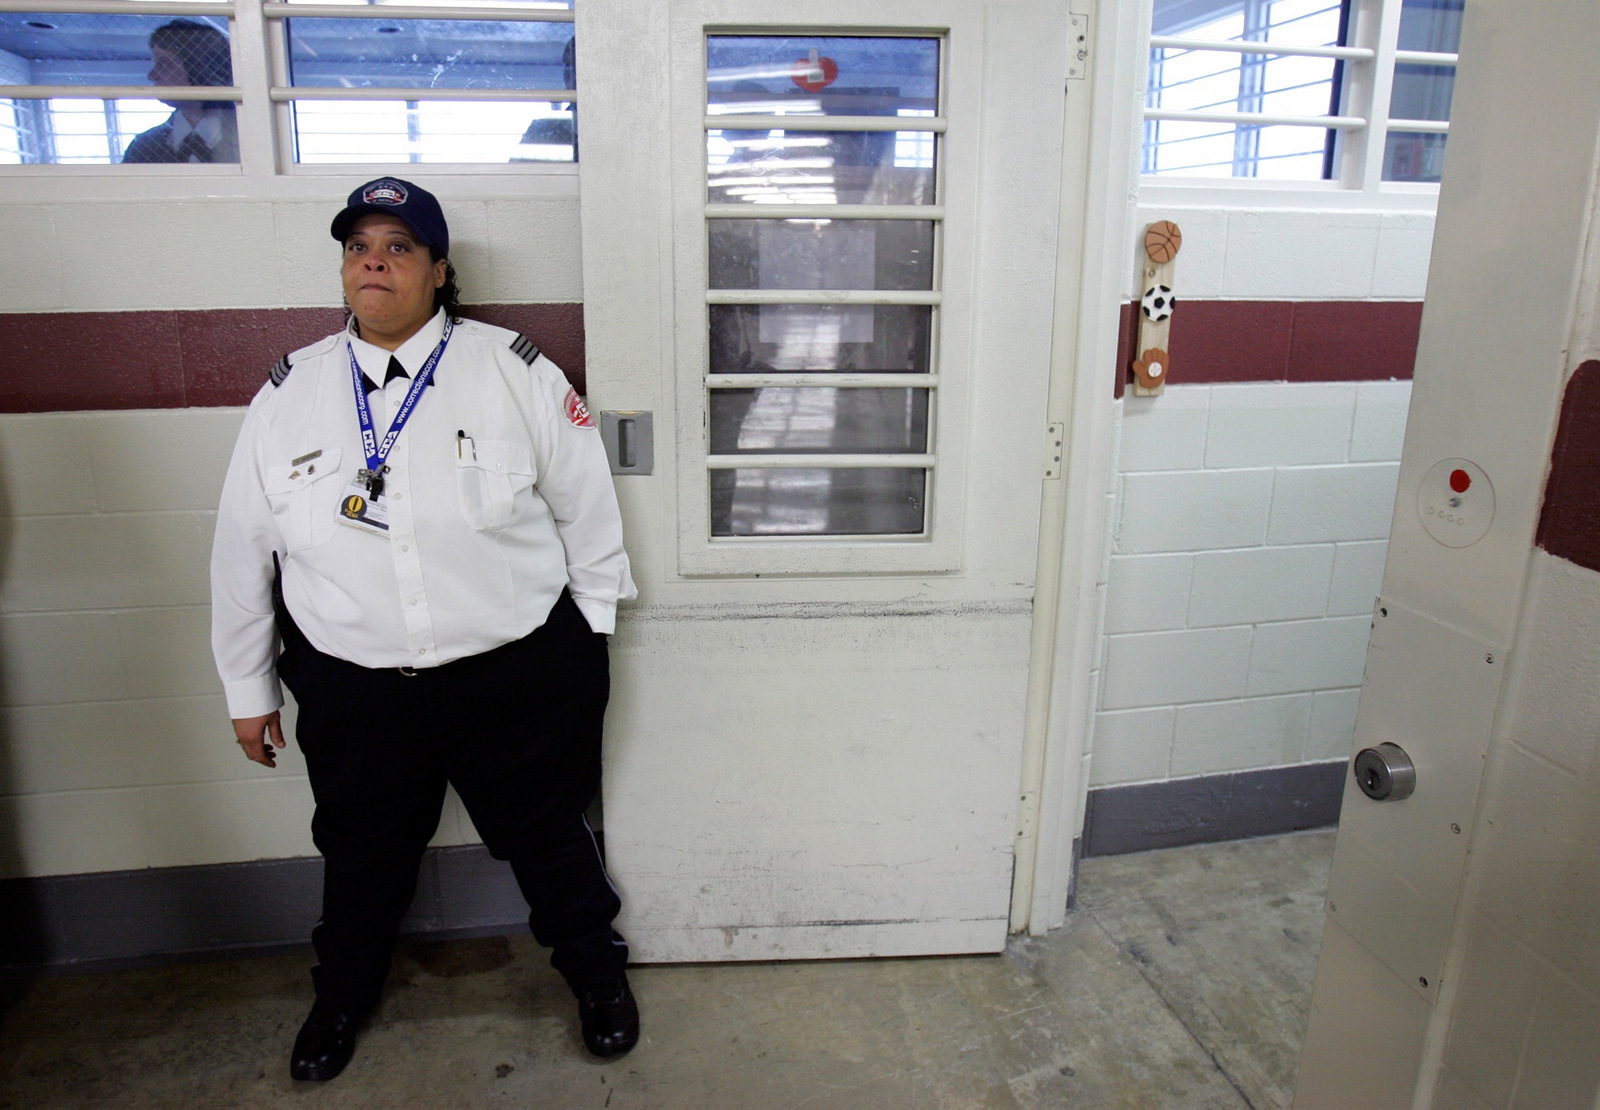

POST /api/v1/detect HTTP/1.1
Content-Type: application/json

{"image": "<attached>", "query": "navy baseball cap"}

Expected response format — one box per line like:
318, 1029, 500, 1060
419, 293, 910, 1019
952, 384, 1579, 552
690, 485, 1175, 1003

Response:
330, 177, 449, 258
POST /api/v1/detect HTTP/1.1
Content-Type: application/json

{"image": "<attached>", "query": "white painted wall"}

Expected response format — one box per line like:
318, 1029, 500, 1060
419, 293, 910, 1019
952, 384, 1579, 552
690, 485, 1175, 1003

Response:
0, 2, 1451, 886
0, 189, 582, 312
1127, 203, 1434, 302
0, 185, 584, 879
1089, 380, 1409, 786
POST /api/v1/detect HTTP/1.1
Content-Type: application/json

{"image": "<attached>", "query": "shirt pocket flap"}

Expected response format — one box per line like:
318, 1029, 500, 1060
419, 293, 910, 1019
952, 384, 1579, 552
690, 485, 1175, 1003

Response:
461, 438, 535, 483
265, 448, 343, 494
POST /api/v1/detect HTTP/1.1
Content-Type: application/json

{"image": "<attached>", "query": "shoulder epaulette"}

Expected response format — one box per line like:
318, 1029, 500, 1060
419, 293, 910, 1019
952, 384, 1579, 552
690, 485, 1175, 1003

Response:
269, 353, 293, 387
508, 333, 540, 366
269, 332, 343, 387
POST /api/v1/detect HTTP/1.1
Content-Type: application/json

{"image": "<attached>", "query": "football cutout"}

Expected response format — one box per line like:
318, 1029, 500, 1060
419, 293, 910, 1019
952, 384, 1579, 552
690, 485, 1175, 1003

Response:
1141, 285, 1176, 322
1144, 221, 1183, 263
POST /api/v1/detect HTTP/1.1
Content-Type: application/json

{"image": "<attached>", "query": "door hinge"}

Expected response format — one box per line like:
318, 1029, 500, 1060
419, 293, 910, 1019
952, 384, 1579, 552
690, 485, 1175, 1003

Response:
1066, 13, 1090, 82
1044, 421, 1065, 480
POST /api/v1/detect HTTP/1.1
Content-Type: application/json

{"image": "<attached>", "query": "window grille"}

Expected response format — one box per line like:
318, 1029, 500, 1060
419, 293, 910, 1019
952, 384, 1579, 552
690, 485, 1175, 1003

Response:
1143, 0, 1462, 189
0, 0, 577, 167
701, 34, 943, 541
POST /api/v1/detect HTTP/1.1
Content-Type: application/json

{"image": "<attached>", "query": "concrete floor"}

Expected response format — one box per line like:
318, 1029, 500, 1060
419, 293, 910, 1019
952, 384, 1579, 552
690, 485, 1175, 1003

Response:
0, 829, 1335, 1109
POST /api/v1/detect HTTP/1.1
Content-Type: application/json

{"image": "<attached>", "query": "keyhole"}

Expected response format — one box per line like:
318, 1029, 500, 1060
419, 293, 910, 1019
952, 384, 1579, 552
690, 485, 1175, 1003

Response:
1363, 767, 1382, 792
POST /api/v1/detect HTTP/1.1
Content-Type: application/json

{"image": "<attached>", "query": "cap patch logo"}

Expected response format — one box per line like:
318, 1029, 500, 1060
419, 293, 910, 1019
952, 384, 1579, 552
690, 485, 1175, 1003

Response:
363, 180, 408, 206
564, 387, 595, 429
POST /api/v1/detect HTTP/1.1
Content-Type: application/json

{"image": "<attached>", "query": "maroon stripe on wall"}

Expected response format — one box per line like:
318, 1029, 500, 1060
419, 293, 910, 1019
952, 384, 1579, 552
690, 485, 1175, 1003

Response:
0, 303, 586, 413
1115, 299, 1423, 398
1537, 360, 1600, 573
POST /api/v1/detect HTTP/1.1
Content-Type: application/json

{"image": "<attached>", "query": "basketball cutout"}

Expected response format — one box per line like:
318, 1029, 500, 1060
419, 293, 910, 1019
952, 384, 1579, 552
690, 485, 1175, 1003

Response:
1145, 220, 1182, 263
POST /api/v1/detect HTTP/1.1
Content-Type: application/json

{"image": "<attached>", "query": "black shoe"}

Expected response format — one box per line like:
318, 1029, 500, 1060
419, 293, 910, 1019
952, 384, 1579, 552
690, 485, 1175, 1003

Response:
578, 977, 639, 1059
289, 1002, 367, 1082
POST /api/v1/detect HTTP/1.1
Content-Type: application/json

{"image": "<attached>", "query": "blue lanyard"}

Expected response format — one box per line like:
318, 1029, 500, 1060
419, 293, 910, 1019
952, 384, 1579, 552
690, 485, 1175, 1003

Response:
347, 319, 453, 475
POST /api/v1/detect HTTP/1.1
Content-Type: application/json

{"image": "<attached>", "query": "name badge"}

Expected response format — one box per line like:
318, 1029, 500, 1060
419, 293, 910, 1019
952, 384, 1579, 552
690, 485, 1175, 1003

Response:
337, 484, 390, 535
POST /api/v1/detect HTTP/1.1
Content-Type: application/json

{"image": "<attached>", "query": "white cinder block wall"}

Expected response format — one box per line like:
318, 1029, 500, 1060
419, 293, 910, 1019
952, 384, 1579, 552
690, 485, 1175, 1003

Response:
1086, 204, 1433, 791
0, 190, 1438, 875
0, 191, 582, 879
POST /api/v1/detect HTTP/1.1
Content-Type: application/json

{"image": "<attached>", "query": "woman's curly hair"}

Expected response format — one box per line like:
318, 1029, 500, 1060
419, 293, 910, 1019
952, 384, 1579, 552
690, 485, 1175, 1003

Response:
434, 254, 462, 322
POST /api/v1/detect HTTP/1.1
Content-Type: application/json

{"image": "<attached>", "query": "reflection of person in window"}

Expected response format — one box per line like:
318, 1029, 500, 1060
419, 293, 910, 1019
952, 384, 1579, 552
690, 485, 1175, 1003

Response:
122, 20, 238, 164
513, 37, 577, 162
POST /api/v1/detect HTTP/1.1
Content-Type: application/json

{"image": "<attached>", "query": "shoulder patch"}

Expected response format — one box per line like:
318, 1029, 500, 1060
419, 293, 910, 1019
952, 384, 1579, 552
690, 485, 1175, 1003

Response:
563, 386, 595, 429
508, 333, 540, 366
269, 353, 293, 387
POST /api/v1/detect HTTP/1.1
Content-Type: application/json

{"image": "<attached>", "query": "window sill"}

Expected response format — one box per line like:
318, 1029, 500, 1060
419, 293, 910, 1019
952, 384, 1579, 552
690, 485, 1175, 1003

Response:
1137, 177, 1440, 213
0, 162, 580, 204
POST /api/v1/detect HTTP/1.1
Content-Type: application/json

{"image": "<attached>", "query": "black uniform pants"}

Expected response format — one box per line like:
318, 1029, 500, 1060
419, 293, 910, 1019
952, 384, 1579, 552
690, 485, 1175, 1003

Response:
276, 589, 627, 1014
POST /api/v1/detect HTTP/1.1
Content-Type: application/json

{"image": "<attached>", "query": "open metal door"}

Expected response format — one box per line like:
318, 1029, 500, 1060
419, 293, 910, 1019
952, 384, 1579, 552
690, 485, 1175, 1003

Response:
1294, 3, 1600, 1106
576, 0, 1074, 961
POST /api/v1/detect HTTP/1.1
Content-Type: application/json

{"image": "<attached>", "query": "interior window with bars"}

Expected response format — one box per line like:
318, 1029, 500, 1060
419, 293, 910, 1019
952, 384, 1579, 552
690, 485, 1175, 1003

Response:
1143, 0, 1462, 185
278, 0, 577, 165
702, 35, 941, 538
0, 0, 578, 167
0, 11, 239, 164
1145, 0, 1345, 179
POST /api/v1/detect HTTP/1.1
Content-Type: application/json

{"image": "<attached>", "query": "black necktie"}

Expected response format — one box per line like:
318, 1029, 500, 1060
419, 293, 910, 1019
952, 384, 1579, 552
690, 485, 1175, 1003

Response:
175, 133, 212, 163
383, 356, 409, 386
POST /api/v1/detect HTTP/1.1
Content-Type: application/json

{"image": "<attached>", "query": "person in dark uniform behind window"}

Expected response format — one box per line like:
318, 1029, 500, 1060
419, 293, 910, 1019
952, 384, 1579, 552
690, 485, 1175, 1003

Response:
210, 177, 639, 1082
122, 19, 238, 164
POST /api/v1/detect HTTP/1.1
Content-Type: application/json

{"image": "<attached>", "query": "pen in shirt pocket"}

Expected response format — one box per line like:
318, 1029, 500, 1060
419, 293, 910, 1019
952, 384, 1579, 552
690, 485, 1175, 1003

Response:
456, 429, 476, 460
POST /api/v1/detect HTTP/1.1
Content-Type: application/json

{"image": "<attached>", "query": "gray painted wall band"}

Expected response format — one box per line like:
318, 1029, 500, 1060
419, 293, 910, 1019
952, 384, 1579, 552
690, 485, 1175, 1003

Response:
2, 763, 1348, 974
1082, 759, 1347, 858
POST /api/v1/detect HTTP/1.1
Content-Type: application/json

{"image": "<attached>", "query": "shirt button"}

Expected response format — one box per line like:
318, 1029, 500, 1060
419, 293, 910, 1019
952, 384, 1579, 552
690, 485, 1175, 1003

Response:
400, 544, 410, 552
416, 648, 425, 656
409, 598, 418, 606
392, 491, 403, 500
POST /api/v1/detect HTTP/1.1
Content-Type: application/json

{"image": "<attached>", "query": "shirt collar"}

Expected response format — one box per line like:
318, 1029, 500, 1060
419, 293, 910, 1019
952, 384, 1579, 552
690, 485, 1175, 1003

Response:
166, 108, 227, 151
347, 309, 448, 393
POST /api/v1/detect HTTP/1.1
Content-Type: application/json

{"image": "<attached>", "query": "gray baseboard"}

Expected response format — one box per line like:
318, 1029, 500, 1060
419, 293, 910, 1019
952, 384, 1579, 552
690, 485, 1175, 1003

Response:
0, 843, 531, 977
1082, 759, 1347, 858
4, 765, 1347, 974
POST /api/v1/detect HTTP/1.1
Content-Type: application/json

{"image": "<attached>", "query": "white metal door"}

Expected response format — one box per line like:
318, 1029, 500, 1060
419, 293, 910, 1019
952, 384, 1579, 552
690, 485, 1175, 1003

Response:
576, 0, 1073, 961
1294, 2, 1600, 1105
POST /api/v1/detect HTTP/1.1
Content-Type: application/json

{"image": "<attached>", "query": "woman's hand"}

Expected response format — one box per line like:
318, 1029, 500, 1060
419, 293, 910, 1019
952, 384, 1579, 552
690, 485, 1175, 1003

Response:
234, 711, 286, 767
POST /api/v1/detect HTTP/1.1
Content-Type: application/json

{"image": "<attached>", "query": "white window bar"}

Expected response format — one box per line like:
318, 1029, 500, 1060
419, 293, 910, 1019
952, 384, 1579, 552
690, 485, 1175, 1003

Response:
1147, 35, 1372, 60
1387, 118, 1448, 134
0, 0, 233, 13
267, 86, 569, 102
260, 3, 569, 20
1354, 0, 1403, 192
708, 374, 939, 389
706, 454, 936, 470
705, 290, 941, 306
1144, 108, 1365, 129
704, 204, 944, 220
1393, 49, 1457, 65
704, 114, 943, 133
5, 85, 242, 101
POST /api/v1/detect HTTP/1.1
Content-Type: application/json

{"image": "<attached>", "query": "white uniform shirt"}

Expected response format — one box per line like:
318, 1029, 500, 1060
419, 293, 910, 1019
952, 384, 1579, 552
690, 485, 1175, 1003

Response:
210, 310, 636, 720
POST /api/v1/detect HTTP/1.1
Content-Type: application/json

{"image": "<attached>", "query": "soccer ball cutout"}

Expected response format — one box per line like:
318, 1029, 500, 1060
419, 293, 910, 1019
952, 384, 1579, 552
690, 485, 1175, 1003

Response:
1141, 285, 1175, 322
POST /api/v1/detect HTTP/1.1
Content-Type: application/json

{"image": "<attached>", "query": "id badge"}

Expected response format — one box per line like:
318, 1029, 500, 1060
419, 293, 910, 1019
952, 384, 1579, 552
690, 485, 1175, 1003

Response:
337, 483, 390, 534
